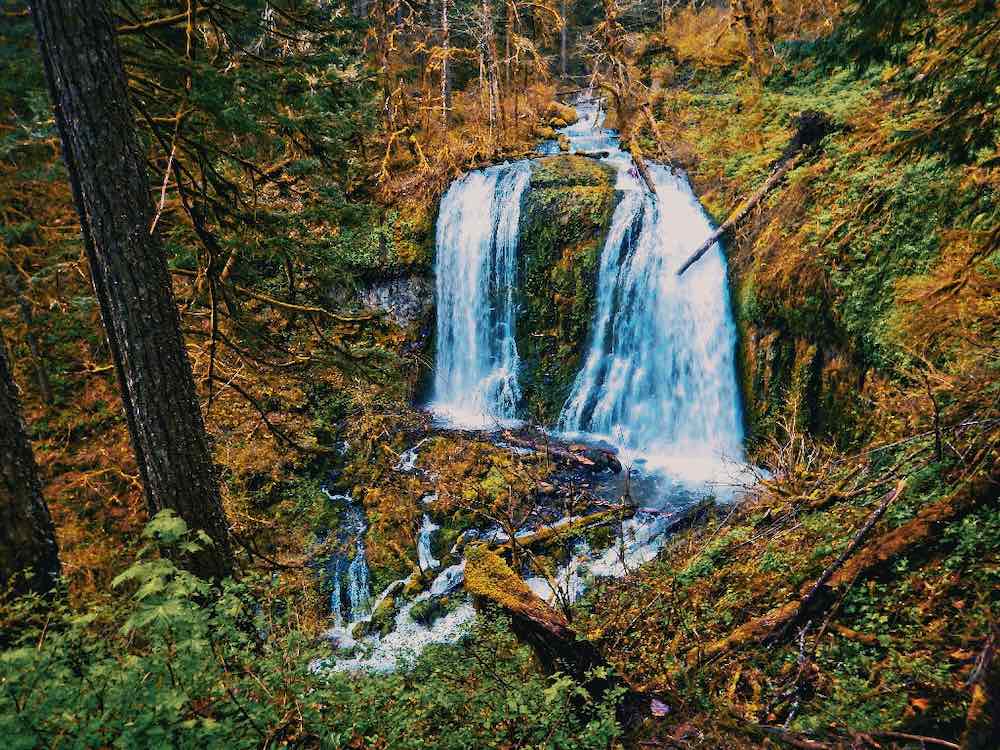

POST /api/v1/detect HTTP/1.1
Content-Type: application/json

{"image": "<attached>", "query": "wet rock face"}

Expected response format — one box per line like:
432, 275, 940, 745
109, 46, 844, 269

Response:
358, 274, 433, 328
515, 156, 620, 424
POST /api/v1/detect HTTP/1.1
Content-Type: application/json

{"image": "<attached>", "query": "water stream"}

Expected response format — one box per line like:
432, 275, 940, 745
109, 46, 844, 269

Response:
429, 162, 532, 428
556, 100, 744, 484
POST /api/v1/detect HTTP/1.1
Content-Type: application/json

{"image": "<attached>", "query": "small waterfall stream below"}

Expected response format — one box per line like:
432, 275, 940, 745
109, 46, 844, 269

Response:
317, 95, 747, 673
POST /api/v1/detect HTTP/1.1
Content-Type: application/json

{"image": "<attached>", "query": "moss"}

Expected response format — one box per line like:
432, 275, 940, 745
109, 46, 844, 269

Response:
410, 595, 463, 627
465, 544, 552, 620
516, 156, 619, 424
357, 593, 401, 638
390, 198, 437, 270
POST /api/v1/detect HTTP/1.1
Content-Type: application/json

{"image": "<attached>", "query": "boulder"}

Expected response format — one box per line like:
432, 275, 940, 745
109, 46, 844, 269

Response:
546, 101, 579, 126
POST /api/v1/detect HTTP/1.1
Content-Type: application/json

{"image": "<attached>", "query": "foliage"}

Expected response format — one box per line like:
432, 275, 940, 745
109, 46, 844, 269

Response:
0, 513, 620, 749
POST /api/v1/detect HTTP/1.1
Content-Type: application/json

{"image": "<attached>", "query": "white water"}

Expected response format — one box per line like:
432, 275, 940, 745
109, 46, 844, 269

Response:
417, 514, 441, 571
430, 162, 532, 428
315, 561, 474, 674
322, 492, 373, 628
557, 100, 745, 483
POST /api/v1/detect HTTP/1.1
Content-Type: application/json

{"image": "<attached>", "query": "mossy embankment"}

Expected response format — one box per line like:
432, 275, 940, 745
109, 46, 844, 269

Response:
570, 6, 1000, 745
515, 155, 619, 424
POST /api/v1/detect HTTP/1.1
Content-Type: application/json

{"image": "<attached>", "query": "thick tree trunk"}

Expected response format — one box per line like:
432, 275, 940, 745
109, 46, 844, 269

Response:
0, 334, 60, 600
30, 0, 234, 580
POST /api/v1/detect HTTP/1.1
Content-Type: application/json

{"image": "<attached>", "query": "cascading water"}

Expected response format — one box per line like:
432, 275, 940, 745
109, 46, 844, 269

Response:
558, 145, 744, 481
430, 162, 532, 428
417, 515, 440, 571
322, 492, 372, 628
319, 95, 747, 671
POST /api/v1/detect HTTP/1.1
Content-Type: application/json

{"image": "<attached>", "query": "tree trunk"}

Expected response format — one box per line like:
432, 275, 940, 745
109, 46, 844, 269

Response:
0, 334, 60, 600
560, 0, 568, 76
441, 0, 450, 123
734, 0, 763, 83
30, 0, 234, 580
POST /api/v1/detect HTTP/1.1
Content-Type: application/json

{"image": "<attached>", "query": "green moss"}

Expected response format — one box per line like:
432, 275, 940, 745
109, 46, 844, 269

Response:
357, 592, 402, 638
516, 157, 619, 423
410, 595, 463, 627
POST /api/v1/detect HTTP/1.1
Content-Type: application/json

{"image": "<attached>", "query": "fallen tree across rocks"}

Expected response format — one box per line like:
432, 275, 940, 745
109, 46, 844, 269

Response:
465, 544, 661, 729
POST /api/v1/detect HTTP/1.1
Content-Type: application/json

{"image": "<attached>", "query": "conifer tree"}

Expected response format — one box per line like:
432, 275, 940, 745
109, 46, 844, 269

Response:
0, 333, 60, 599
30, 0, 234, 580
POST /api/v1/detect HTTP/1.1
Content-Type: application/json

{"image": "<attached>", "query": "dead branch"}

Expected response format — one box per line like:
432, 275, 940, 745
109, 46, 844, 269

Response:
677, 152, 802, 276
678, 110, 836, 276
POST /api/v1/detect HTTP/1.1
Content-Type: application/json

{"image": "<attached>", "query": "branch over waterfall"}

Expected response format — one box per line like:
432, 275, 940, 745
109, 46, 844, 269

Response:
677, 111, 836, 277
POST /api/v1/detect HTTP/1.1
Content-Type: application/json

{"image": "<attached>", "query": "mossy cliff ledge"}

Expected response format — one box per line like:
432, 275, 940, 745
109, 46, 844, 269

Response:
515, 156, 619, 424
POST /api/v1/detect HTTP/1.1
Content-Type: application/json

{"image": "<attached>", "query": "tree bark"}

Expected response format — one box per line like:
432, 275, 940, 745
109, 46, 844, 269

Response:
734, 0, 763, 83
0, 334, 60, 600
441, 0, 451, 123
30, 0, 233, 580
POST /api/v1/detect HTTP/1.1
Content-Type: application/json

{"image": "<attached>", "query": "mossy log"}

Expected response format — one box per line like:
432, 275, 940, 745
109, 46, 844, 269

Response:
697, 465, 999, 662
626, 141, 658, 195
491, 507, 636, 556
464, 544, 654, 727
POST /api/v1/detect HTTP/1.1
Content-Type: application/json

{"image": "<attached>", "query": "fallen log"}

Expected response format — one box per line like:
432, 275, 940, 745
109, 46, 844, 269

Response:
464, 544, 656, 727
537, 150, 611, 161
697, 480, 905, 660
491, 507, 636, 556
500, 430, 622, 473
765, 479, 907, 643
676, 152, 802, 277
696, 465, 999, 662
677, 110, 836, 277
627, 141, 658, 195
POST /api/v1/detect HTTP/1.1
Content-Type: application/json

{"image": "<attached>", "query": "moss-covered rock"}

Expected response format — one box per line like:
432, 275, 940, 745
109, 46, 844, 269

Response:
356, 591, 402, 638
516, 156, 619, 424
409, 595, 462, 627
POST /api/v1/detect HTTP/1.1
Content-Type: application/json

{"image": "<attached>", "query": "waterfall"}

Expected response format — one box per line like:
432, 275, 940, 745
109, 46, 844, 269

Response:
430, 161, 532, 428
558, 163, 744, 479
523, 97, 741, 481
322, 491, 372, 627
417, 514, 440, 571
430, 98, 742, 479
